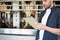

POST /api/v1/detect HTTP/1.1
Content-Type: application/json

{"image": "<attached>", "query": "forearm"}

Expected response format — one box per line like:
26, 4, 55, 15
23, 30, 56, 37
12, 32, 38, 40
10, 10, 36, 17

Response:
44, 26, 60, 35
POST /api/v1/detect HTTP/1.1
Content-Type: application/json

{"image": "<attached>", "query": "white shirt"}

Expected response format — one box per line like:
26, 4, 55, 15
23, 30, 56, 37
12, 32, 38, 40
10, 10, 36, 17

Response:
39, 8, 51, 40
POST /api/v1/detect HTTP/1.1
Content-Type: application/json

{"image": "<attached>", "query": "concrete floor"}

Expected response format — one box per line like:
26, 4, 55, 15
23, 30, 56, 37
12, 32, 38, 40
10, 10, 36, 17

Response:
0, 34, 60, 40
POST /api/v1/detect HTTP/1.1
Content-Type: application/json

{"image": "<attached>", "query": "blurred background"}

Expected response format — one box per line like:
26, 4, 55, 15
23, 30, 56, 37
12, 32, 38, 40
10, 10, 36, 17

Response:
0, 0, 60, 40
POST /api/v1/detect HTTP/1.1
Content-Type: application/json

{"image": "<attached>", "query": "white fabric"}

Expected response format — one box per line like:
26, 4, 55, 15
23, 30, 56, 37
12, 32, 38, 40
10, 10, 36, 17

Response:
39, 8, 51, 40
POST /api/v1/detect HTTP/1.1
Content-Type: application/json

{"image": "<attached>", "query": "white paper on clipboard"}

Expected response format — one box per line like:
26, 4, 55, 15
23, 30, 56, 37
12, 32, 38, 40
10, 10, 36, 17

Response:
23, 17, 38, 28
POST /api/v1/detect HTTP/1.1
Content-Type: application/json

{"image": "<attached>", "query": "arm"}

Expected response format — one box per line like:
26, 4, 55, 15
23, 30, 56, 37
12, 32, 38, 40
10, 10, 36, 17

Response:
44, 26, 60, 35
35, 23, 60, 35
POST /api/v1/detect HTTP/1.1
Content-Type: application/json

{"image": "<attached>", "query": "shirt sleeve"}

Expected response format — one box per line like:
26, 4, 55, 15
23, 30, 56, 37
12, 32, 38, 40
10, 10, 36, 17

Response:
57, 10, 60, 28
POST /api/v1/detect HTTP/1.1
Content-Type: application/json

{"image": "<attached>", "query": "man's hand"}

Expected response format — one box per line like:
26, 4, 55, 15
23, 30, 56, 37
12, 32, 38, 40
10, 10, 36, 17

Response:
36, 23, 60, 35
35, 23, 46, 30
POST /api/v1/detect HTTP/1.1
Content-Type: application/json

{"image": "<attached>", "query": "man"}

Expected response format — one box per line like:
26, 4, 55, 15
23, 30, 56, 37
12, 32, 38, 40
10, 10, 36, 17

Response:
35, 0, 60, 40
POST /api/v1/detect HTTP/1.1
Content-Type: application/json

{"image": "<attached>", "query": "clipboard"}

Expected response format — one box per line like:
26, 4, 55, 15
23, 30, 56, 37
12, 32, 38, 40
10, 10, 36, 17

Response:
23, 17, 38, 28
